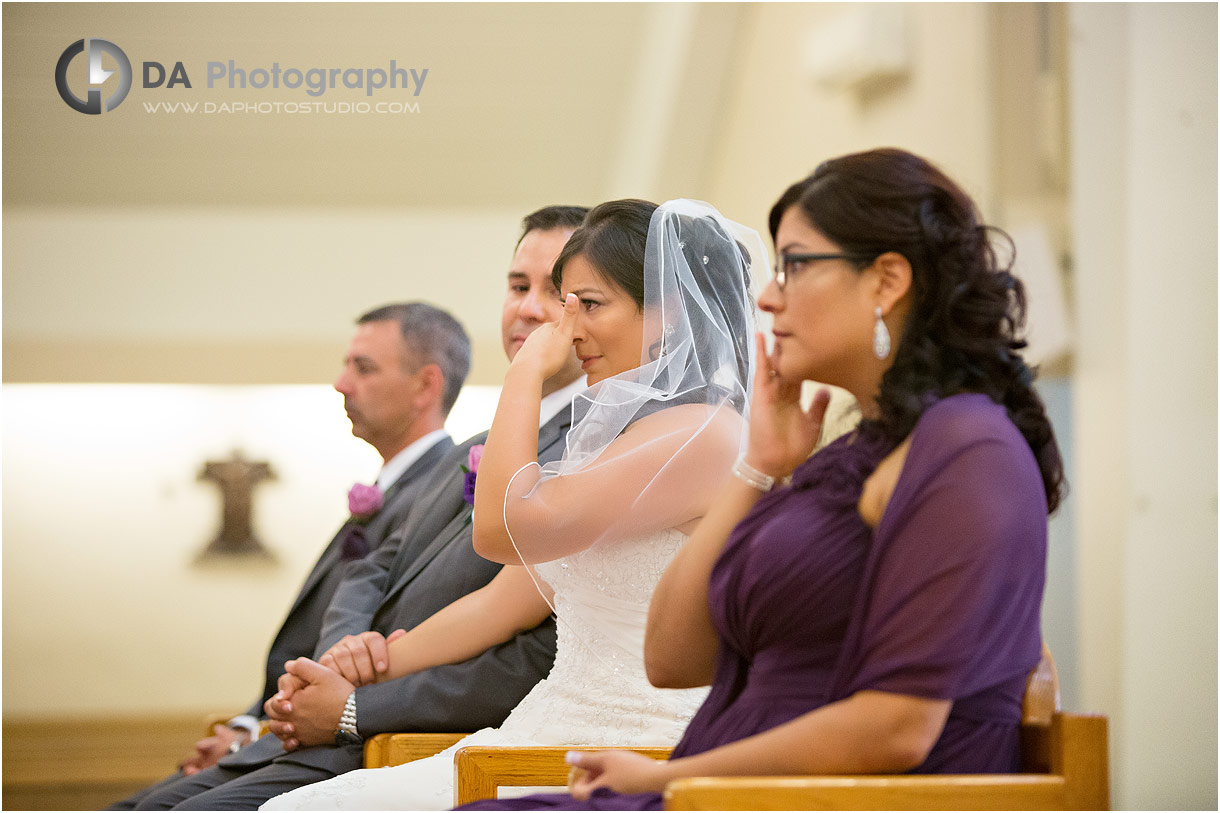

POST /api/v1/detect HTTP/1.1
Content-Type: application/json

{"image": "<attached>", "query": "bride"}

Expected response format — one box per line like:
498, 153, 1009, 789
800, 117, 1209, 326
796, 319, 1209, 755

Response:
260, 198, 765, 810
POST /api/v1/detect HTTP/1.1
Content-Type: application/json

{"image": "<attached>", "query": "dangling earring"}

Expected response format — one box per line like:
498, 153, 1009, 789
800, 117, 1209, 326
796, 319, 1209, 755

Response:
873, 306, 891, 360
652, 323, 675, 360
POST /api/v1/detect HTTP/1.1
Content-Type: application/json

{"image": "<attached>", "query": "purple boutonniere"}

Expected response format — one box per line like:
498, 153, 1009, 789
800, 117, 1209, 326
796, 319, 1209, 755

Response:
348, 483, 384, 521
460, 444, 483, 506
341, 483, 384, 560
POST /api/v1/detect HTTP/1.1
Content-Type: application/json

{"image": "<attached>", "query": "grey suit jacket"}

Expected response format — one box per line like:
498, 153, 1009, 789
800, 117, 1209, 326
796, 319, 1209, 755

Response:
241, 436, 454, 720
225, 409, 571, 774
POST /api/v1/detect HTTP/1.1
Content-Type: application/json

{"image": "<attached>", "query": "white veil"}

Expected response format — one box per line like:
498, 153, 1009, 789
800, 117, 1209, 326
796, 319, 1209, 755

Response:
502, 199, 769, 564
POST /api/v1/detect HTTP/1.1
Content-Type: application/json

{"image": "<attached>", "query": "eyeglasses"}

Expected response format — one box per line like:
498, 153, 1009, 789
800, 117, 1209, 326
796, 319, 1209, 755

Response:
772, 252, 871, 292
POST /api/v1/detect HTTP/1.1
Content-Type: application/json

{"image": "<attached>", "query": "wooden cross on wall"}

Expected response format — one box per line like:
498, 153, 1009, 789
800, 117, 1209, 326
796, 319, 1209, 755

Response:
197, 449, 276, 560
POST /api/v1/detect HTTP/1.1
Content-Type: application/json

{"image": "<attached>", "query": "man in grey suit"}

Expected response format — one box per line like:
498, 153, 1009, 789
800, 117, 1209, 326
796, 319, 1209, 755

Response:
124, 206, 589, 810
110, 302, 469, 807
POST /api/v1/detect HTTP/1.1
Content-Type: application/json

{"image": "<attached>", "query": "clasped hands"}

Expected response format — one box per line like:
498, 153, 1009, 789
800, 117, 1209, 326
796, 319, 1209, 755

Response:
177, 724, 251, 775
263, 629, 405, 750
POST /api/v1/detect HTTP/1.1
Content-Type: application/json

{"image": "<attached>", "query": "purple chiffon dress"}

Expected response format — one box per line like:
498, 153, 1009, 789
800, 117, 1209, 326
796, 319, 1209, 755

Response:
459, 393, 1048, 811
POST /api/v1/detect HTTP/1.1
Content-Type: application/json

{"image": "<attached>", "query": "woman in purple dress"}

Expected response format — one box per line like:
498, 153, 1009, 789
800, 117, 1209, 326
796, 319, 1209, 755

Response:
459, 147, 1066, 810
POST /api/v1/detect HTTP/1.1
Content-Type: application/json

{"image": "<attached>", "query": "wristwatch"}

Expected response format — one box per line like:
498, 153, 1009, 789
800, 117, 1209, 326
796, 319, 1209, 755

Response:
334, 691, 363, 746
225, 724, 251, 754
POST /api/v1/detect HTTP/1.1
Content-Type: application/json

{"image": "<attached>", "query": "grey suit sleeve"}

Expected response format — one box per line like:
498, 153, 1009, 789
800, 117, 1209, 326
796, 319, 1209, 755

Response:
314, 529, 402, 655
313, 442, 453, 654
354, 616, 558, 735
239, 699, 265, 722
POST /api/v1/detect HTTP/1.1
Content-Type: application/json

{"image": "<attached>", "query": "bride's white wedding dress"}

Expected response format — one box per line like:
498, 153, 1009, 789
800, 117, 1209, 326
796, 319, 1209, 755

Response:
260, 527, 708, 811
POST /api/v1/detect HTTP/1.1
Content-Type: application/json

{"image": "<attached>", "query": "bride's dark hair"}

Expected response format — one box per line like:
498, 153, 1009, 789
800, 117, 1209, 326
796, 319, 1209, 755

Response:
552, 198, 656, 308
770, 148, 1066, 512
553, 198, 755, 416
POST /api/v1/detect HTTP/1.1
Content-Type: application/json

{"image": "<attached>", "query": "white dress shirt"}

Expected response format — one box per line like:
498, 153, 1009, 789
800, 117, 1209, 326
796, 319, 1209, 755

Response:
538, 376, 587, 428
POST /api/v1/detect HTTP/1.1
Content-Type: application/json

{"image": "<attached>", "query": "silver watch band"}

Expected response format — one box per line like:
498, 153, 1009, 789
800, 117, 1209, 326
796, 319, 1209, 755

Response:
336, 690, 361, 744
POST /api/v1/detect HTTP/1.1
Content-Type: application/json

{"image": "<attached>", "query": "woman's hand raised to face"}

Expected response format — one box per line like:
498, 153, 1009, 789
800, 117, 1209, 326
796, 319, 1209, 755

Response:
745, 331, 831, 479
512, 293, 580, 381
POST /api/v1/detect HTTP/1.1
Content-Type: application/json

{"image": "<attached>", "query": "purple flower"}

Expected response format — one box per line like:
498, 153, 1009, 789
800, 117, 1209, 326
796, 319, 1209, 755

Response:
347, 483, 383, 520
461, 444, 484, 506
339, 524, 370, 561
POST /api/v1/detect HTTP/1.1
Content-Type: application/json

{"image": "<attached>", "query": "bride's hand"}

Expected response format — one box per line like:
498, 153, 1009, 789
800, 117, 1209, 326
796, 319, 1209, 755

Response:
745, 332, 830, 479
512, 293, 579, 380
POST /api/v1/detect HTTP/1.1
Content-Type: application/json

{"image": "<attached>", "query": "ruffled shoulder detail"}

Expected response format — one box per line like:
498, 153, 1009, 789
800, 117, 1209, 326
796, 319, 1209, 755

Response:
788, 425, 892, 508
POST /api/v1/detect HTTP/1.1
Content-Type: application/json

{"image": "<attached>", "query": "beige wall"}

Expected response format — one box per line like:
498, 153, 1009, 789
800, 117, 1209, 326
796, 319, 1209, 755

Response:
1070, 4, 1217, 809
704, 3, 994, 243
4, 3, 998, 384
3, 2, 745, 386
2, 384, 500, 717
3, 207, 525, 386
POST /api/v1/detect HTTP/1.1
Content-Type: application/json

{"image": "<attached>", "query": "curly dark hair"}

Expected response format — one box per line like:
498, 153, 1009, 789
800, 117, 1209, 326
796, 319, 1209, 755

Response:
769, 148, 1066, 512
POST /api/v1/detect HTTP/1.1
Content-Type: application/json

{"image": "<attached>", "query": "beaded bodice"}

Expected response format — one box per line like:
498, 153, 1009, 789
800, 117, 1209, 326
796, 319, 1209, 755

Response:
497, 527, 707, 745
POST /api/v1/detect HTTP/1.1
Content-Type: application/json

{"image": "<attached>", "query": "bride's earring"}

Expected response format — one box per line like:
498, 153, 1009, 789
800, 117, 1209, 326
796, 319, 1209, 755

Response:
873, 306, 891, 360
652, 324, 675, 360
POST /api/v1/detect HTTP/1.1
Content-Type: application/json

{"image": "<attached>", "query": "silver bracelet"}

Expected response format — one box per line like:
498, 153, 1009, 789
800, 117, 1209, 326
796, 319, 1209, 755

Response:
732, 456, 791, 492
335, 691, 362, 745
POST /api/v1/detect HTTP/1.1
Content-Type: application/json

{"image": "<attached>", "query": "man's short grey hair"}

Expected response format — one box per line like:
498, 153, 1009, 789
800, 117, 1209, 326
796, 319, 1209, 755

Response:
357, 302, 472, 416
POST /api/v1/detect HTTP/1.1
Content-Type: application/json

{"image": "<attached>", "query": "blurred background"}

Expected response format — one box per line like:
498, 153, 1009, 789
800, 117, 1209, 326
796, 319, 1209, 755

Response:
3, 3, 1215, 809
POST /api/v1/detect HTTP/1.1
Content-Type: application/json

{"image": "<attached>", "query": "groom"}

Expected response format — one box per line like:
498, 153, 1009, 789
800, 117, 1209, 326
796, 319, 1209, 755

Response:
111, 301, 468, 804
123, 205, 590, 810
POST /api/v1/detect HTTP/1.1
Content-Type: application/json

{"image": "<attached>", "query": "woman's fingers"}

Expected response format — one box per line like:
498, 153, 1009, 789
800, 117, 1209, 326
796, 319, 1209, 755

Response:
778, 376, 802, 402
567, 765, 589, 797
566, 750, 596, 771
805, 387, 832, 429
555, 293, 579, 339
566, 751, 603, 801
753, 332, 775, 386
327, 643, 367, 686
754, 331, 800, 399
513, 293, 577, 379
